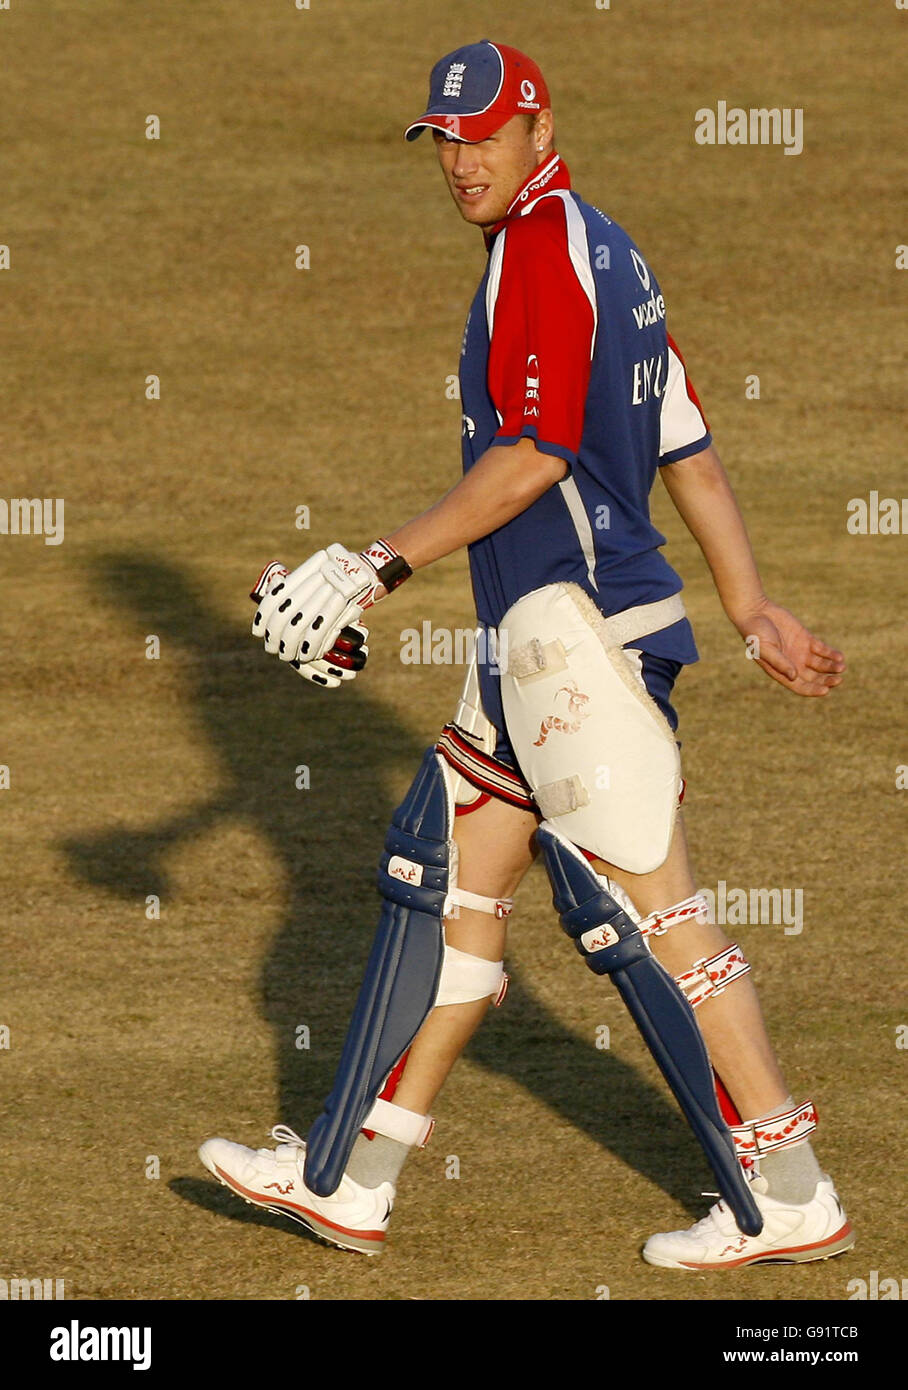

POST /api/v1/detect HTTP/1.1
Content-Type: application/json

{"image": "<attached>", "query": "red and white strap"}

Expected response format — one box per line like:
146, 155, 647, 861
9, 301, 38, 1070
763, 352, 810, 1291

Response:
436, 723, 537, 813
674, 943, 751, 1009
638, 892, 710, 939
362, 1097, 435, 1149
730, 1099, 818, 1159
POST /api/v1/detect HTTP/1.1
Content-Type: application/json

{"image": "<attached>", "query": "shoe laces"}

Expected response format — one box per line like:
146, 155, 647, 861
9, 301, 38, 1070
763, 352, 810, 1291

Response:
270, 1124, 306, 1148
698, 1163, 766, 1231
257, 1123, 310, 1167
699, 1158, 763, 1206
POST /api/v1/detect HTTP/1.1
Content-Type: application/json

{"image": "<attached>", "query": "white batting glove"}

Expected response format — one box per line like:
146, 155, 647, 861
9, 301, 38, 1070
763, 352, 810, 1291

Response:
251, 540, 411, 666
249, 561, 371, 687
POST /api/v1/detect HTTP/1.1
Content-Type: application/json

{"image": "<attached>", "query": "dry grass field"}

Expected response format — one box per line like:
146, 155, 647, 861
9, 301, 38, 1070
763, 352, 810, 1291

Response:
1, 0, 905, 1304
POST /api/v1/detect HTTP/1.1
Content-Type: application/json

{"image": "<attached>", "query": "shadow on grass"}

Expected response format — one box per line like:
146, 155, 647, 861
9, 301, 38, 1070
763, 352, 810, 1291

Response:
169, 1176, 332, 1251
62, 552, 705, 1223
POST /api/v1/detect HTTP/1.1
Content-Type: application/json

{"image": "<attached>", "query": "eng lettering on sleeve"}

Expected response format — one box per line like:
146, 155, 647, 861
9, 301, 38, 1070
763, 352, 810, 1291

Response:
631, 352, 667, 405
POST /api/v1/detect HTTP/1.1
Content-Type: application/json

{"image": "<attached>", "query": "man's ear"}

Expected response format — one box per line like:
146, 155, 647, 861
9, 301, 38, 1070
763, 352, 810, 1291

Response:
534, 108, 554, 153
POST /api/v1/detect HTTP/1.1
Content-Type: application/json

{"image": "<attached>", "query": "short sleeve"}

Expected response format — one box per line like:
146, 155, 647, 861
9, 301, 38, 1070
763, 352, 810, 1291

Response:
486, 198, 596, 467
659, 332, 712, 462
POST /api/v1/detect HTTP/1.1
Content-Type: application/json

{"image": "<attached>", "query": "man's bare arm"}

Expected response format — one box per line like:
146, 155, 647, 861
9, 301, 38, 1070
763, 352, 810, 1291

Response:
658, 443, 768, 625
252, 438, 568, 672
659, 442, 845, 697
385, 436, 567, 571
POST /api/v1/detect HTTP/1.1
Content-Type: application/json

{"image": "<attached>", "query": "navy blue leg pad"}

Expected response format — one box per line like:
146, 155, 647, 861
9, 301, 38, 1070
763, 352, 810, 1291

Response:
303, 748, 452, 1198
537, 821, 763, 1238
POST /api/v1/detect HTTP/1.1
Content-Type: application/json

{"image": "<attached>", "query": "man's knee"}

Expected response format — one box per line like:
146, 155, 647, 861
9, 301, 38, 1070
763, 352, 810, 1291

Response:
452, 800, 538, 900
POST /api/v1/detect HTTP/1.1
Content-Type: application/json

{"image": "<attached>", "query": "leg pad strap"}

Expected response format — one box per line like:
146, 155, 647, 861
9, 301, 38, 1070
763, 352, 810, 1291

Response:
675, 943, 751, 1009
731, 1100, 818, 1159
638, 892, 710, 937
362, 1098, 435, 1148
445, 886, 513, 920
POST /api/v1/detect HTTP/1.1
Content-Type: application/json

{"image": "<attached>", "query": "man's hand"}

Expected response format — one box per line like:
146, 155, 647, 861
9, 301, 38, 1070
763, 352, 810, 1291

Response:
733, 599, 845, 697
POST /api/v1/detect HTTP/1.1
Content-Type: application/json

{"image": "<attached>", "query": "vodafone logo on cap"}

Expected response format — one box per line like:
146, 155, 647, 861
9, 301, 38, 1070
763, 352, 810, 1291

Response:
518, 77, 540, 110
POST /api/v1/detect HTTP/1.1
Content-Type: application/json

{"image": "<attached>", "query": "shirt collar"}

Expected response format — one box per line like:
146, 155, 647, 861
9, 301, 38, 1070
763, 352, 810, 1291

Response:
485, 153, 571, 242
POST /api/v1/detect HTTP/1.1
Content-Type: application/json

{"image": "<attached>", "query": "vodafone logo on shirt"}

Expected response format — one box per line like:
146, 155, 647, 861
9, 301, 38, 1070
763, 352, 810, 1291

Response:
630, 248, 651, 290
524, 353, 540, 417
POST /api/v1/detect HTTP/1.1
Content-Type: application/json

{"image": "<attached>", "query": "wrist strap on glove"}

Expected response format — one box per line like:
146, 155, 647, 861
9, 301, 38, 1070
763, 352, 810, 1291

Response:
360, 538, 413, 595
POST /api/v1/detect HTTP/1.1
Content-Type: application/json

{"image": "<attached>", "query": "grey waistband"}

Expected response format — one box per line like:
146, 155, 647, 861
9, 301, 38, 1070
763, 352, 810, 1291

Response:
598, 591, 686, 648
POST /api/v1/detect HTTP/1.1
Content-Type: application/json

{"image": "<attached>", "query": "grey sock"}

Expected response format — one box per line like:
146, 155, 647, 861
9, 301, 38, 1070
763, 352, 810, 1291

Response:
759, 1141, 824, 1204
346, 1133, 410, 1189
747, 1095, 823, 1204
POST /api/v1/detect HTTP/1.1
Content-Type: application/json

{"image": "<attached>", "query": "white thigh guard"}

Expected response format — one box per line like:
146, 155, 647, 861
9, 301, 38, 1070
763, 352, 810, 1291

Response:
499, 583, 682, 873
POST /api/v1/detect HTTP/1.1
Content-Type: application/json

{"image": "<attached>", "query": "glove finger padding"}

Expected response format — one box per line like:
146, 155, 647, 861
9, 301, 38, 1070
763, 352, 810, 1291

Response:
326, 623, 370, 671
251, 559, 370, 687
252, 550, 326, 642
275, 579, 360, 662
294, 623, 370, 688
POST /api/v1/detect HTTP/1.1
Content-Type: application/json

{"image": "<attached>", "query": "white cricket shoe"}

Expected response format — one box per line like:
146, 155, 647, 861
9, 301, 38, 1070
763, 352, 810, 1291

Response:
199, 1125, 393, 1256
643, 1174, 855, 1270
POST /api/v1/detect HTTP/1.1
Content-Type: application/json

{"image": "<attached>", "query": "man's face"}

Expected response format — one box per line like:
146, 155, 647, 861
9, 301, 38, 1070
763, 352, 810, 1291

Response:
432, 113, 549, 230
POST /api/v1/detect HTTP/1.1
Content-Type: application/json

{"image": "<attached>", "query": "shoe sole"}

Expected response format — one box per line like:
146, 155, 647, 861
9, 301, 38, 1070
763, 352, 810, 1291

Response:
643, 1221, 855, 1270
200, 1152, 386, 1256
